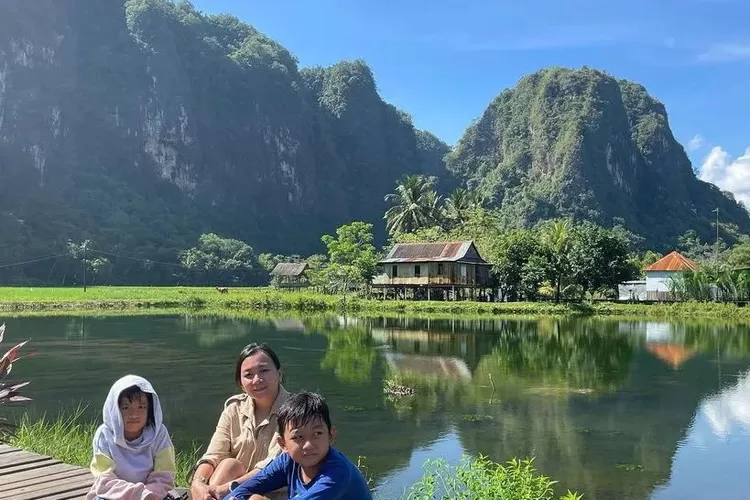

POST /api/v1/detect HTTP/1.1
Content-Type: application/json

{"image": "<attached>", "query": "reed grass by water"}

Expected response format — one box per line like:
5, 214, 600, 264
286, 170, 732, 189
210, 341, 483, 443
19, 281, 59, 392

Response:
2, 285, 750, 320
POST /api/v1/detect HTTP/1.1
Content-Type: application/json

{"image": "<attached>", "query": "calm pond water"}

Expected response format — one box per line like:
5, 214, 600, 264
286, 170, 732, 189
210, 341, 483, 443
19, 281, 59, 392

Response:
6, 314, 750, 499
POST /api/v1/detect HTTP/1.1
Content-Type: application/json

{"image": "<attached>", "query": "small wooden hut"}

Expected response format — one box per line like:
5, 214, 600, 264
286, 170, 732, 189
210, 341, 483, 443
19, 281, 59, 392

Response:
270, 262, 310, 290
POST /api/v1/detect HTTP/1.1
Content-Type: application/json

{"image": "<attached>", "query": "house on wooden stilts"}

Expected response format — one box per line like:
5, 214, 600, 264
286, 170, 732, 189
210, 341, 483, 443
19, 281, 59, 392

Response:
372, 240, 492, 301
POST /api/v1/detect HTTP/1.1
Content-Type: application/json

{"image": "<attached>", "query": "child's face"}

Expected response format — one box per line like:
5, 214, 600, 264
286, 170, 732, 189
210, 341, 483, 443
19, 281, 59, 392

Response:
279, 418, 335, 470
119, 392, 149, 438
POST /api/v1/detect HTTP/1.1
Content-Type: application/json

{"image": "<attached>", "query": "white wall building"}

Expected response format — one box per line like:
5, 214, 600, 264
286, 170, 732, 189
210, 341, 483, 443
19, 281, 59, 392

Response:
643, 250, 698, 300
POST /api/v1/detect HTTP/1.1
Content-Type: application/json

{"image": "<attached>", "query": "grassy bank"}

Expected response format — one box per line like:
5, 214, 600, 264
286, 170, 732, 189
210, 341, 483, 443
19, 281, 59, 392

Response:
9, 410, 200, 487
9, 412, 579, 499
1, 286, 750, 320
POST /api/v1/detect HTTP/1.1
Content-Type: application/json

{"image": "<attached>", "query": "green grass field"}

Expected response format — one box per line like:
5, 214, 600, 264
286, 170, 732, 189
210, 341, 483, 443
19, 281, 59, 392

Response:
0, 285, 749, 320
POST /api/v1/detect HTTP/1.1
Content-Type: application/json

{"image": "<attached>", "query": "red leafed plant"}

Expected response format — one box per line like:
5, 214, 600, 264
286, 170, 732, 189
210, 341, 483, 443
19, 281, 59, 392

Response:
0, 323, 34, 442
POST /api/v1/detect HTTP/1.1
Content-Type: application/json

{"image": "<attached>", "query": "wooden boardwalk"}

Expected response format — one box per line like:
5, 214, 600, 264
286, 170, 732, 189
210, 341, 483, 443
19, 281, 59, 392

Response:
0, 443, 93, 499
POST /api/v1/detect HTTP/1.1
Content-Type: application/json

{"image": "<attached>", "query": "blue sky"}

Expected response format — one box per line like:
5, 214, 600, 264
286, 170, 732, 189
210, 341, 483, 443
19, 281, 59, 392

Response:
192, 0, 750, 203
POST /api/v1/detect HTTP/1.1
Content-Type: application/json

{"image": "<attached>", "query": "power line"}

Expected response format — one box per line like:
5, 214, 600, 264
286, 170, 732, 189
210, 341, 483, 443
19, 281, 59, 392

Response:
90, 249, 262, 272
0, 254, 67, 269
91, 249, 184, 268
0, 249, 263, 272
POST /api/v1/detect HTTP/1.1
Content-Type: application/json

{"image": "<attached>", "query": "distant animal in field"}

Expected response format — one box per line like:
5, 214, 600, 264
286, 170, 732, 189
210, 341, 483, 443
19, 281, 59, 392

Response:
216, 286, 229, 294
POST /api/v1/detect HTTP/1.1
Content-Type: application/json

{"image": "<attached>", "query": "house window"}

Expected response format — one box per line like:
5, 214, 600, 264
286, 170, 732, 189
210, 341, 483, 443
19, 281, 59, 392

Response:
437, 263, 444, 276
392, 265, 398, 278
415, 265, 421, 278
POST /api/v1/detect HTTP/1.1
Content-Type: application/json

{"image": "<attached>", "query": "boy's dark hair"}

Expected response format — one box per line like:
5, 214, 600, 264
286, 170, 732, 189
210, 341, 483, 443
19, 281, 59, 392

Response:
118, 385, 156, 427
277, 392, 332, 436
234, 342, 282, 387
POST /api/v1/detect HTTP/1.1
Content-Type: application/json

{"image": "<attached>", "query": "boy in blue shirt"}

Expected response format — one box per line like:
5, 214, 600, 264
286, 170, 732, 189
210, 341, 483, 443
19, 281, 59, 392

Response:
225, 391, 373, 500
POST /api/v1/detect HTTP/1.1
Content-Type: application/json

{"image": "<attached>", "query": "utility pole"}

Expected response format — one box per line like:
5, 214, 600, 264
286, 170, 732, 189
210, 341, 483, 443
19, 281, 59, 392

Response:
713, 207, 720, 262
83, 241, 87, 293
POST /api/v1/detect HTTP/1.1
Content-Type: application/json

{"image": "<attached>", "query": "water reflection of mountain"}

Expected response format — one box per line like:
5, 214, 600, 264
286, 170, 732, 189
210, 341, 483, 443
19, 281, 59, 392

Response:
650, 369, 750, 500
366, 318, 750, 500
10, 314, 750, 500
9, 315, 454, 486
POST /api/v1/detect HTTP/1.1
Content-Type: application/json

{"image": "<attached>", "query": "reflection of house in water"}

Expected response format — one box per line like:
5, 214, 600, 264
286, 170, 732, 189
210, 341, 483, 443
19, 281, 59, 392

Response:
644, 322, 697, 369
383, 352, 472, 381
271, 318, 306, 332
646, 343, 697, 370
370, 326, 483, 372
618, 321, 697, 369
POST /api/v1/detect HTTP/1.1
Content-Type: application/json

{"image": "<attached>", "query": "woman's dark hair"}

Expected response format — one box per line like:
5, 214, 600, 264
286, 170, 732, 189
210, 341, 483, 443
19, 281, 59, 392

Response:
234, 342, 282, 387
118, 385, 156, 427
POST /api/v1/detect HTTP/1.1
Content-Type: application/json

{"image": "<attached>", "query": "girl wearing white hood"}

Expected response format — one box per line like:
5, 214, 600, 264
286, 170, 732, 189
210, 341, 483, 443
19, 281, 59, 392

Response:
86, 374, 176, 500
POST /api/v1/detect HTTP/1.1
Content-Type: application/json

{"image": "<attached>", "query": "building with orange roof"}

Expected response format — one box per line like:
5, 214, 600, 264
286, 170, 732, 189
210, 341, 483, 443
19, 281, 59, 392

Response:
643, 250, 698, 300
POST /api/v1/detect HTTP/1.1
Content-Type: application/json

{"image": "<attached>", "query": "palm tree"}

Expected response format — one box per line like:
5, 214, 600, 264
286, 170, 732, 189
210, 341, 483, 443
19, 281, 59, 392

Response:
540, 219, 572, 303
443, 188, 481, 228
383, 175, 441, 235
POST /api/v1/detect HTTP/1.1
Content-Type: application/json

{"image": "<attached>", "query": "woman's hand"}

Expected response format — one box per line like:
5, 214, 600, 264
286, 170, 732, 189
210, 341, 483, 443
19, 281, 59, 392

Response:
190, 481, 222, 500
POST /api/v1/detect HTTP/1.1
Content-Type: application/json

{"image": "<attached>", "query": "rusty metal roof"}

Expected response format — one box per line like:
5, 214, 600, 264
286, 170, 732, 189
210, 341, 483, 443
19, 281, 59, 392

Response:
378, 240, 489, 264
270, 262, 309, 276
643, 251, 698, 272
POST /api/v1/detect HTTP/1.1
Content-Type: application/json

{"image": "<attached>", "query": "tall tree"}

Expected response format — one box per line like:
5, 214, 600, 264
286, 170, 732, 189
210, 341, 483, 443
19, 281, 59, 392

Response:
179, 233, 261, 285
569, 222, 636, 298
443, 188, 482, 229
540, 219, 573, 303
321, 222, 379, 293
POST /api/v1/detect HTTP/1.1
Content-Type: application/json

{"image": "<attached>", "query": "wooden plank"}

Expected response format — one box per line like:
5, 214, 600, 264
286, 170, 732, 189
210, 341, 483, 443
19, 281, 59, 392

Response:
0, 447, 25, 459
0, 463, 90, 491
0, 456, 60, 475
0, 450, 57, 468
1, 469, 92, 497
0, 446, 189, 500
38, 487, 96, 500
11, 474, 94, 500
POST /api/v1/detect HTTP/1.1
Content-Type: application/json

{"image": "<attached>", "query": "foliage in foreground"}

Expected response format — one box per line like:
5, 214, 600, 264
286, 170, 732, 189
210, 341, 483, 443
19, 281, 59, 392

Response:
0, 323, 32, 442
403, 455, 581, 500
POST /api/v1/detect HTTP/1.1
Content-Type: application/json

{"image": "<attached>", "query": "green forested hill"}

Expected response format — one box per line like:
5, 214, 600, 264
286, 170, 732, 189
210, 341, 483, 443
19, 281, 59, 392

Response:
445, 67, 750, 248
0, 2, 747, 285
0, 0, 446, 282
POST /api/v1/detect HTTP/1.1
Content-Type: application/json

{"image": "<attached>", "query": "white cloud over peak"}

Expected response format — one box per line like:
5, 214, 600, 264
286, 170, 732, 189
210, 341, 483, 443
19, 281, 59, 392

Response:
698, 146, 750, 206
697, 43, 750, 63
687, 134, 705, 151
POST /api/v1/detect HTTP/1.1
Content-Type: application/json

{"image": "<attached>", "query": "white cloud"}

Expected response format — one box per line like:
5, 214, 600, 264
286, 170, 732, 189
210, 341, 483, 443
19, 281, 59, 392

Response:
697, 43, 750, 63
701, 370, 750, 439
687, 134, 705, 152
698, 146, 750, 206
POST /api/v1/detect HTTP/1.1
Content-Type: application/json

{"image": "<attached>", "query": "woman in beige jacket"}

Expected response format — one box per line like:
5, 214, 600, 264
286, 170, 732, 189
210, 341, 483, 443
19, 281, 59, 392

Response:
190, 343, 291, 500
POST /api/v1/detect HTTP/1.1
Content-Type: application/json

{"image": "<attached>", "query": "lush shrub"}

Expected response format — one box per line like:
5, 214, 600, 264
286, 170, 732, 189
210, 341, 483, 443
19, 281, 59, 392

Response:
402, 455, 582, 500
